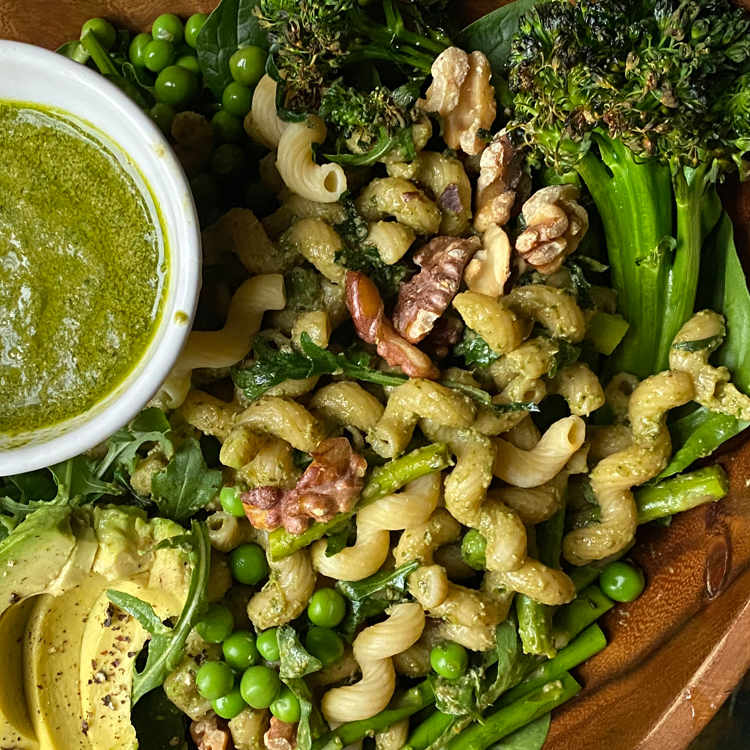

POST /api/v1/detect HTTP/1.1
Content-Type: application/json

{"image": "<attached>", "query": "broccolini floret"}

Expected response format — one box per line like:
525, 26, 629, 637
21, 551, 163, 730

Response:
508, 0, 750, 377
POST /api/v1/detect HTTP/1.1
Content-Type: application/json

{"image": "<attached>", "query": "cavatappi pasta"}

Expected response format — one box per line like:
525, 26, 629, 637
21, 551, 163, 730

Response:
110, 38, 749, 750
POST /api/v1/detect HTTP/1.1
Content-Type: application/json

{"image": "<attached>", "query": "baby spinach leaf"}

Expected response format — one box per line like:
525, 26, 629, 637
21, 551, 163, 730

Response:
453, 328, 500, 367
278, 624, 323, 679
197, 0, 268, 100
335, 245, 412, 299
456, 0, 543, 77
107, 522, 210, 704
336, 559, 419, 601
488, 715, 551, 750
151, 439, 222, 521
325, 518, 355, 557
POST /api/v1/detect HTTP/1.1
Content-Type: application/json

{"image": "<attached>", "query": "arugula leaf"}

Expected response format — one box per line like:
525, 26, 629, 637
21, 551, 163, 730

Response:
456, 0, 543, 77
440, 379, 538, 416
325, 519, 355, 557
278, 624, 323, 678
196, 0, 268, 100
49, 455, 122, 505
336, 559, 419, 601
282, 677, 328, 750
453, 328, 501, 367
98, 408, 174, 479
151, 439, 222, 521
106, 521, 210, 704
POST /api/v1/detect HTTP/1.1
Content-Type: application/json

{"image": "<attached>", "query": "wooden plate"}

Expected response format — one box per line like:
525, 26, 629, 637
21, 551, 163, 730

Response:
3, 2, 750, 748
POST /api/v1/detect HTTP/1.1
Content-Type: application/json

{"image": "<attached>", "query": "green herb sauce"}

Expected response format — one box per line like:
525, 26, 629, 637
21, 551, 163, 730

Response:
0, 102, 167, 434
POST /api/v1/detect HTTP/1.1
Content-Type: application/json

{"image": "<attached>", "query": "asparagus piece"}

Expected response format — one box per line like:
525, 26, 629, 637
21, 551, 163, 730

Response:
553, 585, 614, 650
585, 311, 630, 356
444, 673, 581, 750
461, 528, 487, 570
404, 623, 607, 750
517, 507, 565, 658
312, 680, 435, 750
269, 443, 452, 560
496, 624, 606, 709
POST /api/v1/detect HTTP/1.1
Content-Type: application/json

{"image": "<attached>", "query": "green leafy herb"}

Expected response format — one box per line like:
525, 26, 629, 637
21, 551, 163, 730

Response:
671, 334, 725, 353
278, 624, 323, 678
548, 339, 581, 379
151, 439, 222, 521
325, 519, 355, 557
196, 0, 268, 100
283, 677, 328, 750
453, 328, 501, 368
106, 522, 210, 704
485, 714, 551, 750
98, 408, 174, 479
286, 268, 324, 312
456, 0, 543, 77
335, 244, 412, 298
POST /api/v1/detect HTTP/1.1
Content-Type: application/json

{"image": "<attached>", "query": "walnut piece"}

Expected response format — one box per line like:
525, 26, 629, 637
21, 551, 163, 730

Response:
242, 438, 367, 534
421, 316, 464, 360
393, 236, 481, 343
464, 224, 512, 298
264, 718, 297, 750
474, 132, 526, 232
346, 271, 440, 379
418, 48, 496, 156
191, 716, 234, 750
515, 185, 589, 274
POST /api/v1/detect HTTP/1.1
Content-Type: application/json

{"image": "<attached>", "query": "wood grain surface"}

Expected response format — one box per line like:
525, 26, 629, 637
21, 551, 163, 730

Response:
3, 1, 750, 748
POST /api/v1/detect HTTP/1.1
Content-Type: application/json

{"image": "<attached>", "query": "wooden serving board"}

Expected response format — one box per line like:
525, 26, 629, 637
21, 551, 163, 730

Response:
3, 1, 750, 747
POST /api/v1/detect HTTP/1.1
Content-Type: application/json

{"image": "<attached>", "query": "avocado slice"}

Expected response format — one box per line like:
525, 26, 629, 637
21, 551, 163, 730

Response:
79, 579, 183, 750
0, 506, 97, 747
23, 574, 109, 750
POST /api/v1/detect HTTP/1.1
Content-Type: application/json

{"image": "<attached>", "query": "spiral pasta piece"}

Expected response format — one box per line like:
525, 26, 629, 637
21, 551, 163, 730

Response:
245, 74, 287, 149
669, 310, 750, 420
367, 379, 475, 458
310, 382, 385, 433
321, 603, 425, 722
493, 416, 586, 488
505, 285, 586, 343
310, 473, 441, 581
157, 275, 286, 408
452, 291, 527, 355
563, 370, 694, 565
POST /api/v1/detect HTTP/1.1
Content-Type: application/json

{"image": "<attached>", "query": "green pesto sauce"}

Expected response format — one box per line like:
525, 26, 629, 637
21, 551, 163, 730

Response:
0, 102, 167, 434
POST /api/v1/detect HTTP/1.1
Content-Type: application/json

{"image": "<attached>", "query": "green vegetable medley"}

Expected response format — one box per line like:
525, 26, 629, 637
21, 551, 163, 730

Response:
3, 1, 750, 749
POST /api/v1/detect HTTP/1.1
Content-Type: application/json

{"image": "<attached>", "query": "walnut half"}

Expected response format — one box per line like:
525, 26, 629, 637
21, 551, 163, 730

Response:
393, 235, 481, 343
418, 48, 496, 156
515, 185, 589, 274
464, 224, 512, 298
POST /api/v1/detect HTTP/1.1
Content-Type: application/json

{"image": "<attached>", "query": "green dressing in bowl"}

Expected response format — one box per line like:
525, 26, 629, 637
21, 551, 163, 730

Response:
0, 102, 167, 434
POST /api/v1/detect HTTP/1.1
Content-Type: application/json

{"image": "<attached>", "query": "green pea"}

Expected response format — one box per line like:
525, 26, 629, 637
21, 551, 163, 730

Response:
211, 143, 247, 177
155, 65, 198, 106
196, 660, 235, 701
223, 631, 261, 671
212, 684, 248, 720
599, 562, 645, 603
185, 13, 209, 48
461, 529, 487, 571
151, 13, 184, 44
256, 628, 280, 662
196, 603, 234, 644
430, 642, 469, 680
220, 485, 245, 517
129, 33, 152, 67
81, 18, 117, 51
149, 102, 176, 136
229, 47, 267, 88
270, 685, 301, 723
229, 543, 268, 585
307, 588, 346, 628
240, 665, 282, 709
176, 54, 201, 76
212, 109, 244, 143
222, 81, 253, 118
144, 39, 175, 73
305, 627, 344, 667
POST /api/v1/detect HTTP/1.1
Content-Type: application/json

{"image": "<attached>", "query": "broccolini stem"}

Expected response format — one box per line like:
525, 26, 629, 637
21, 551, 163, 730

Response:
444, 673, 581, 750
656, 163, 710, 372
576, 136, 673, 378
80, 30, 119, 76
584, 311, 630, 356
312, 679, 435, 750
553, 585, 614, 651
268, 443, 452, 560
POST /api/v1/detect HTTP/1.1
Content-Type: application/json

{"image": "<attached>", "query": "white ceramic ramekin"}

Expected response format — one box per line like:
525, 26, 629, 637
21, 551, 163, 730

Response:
0, 41, 201, 474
